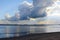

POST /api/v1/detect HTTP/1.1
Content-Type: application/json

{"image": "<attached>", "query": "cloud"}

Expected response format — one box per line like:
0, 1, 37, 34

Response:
5, 0, 60, 20
5, 13, 11, 20
47, 0, 60, 16
18, 1, 33, 20
33, 0, 54, 7
29, 0, 54, 18
6, 1, 33, 20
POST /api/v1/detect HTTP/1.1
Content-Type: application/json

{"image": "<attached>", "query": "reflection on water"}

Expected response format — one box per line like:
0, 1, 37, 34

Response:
0, 24, 60, 38
0, 16, 60, 38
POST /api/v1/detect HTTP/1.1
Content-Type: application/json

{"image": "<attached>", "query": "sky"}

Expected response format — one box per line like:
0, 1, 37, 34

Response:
0, 0, 60, 20
0, 0, 32, 19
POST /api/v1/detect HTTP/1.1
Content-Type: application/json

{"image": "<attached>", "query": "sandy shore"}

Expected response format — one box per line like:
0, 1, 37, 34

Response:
1, 32, 60, 40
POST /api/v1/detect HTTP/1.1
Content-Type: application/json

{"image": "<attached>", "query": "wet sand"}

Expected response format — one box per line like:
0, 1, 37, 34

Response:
1, 32, 60, 40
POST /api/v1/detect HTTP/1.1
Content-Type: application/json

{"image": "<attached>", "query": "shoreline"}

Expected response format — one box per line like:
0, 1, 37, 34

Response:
0, 32, 60, 40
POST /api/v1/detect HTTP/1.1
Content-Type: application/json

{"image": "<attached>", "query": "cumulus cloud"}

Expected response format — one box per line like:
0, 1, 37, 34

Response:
33, 0, 54, 7
5, 0, 60, 21
18, 0, 54, 19
29, 0, 54, 18
5, 13, 11, 20
18, 1, 33, 20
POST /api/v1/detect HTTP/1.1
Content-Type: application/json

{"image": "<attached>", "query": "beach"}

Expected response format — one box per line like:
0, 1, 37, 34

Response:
1, 32, 60, 40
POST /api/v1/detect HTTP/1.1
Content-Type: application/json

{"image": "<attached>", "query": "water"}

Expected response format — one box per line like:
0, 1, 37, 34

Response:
0, 16, 60, 38
0, 24, 60, 38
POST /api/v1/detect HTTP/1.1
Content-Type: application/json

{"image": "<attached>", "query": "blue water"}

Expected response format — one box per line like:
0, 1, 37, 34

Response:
0, 25, 30, 38
0, 25, 60, 38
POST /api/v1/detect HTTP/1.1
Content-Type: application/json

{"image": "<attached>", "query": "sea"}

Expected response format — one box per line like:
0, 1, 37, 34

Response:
0, 24, 60, 38
0, 16, 60, 38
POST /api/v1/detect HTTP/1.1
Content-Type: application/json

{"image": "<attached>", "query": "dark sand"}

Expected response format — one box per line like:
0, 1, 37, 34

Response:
1, 32, 60, 40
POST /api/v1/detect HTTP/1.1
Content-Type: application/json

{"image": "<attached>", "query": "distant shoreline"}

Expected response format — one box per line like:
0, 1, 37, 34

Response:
0, 24, 60, 26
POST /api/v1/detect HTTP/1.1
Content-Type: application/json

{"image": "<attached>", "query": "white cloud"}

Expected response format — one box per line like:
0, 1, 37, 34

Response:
18, 1, 33, 20
5, 0, 60, 20
29, 0, 55, 18
47, 1, 60, 16
33, 0, 54, 7
5, 13, 11, 19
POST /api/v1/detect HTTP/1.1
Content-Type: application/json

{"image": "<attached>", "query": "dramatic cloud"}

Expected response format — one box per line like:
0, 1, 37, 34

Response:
33, 0, 54, 7
18, 0, 55, 19
18, 1, 33, 20
5, 0, 60, 21
29, 0, 54, 18
6, 1, 33, 20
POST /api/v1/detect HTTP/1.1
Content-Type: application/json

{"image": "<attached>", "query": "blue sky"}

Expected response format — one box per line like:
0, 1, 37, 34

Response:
0, 0, 32, 19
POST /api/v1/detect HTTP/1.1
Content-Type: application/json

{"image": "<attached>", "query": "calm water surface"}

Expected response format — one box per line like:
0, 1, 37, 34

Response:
0, 24, 60, 38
